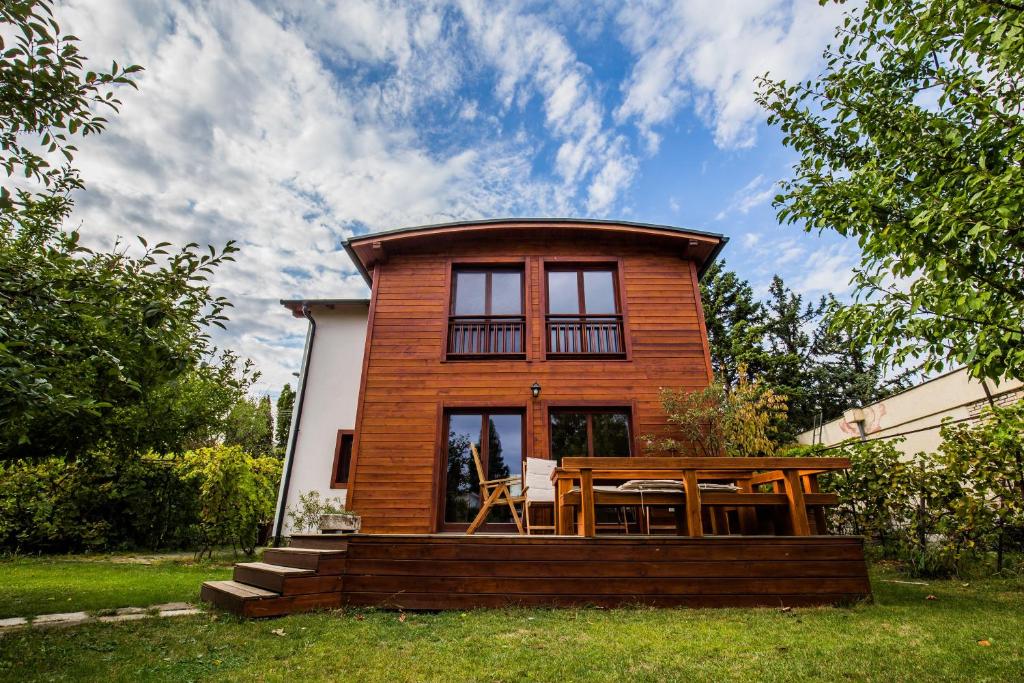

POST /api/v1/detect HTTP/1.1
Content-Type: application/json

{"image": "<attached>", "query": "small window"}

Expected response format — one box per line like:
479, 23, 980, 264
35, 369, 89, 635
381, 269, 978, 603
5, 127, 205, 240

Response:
332, 430, 354, 488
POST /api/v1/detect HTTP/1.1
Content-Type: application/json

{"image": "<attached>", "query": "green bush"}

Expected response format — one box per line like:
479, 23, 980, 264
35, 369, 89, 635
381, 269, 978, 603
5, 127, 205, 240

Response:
0, 445, 281, 556
811, 401, 1024, 577
0, 451, 199, 553
176, 445, 281, 557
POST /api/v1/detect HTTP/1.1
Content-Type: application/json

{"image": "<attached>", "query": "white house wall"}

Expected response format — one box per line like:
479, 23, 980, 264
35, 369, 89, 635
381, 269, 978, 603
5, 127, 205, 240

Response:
280, 305, 367, 534
798, 367, 1023, 457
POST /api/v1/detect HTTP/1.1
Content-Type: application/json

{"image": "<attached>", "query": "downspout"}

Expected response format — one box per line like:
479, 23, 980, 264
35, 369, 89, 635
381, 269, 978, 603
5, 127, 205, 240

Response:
272, 304, 317, 545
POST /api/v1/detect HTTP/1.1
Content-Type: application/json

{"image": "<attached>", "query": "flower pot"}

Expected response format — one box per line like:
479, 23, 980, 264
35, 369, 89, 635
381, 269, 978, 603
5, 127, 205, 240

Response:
319, 513, 361, 534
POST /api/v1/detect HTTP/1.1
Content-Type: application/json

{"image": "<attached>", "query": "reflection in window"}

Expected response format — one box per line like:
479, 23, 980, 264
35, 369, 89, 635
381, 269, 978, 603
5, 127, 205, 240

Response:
549, 409, 631, 465
443, 412, 523, 526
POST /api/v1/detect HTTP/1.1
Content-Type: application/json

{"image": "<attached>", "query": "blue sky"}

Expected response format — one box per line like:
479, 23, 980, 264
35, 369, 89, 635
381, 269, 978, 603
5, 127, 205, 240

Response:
60, 0, 860, 394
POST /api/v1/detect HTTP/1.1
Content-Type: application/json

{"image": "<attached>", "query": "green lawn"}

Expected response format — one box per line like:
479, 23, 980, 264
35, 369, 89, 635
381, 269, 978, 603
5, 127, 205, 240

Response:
0, 552, 234, 618
0, 554, 1022, 682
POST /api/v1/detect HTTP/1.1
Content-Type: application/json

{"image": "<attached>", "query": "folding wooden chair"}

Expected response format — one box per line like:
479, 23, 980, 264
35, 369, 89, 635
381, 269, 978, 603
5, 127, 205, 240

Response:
465, 444, 527, 535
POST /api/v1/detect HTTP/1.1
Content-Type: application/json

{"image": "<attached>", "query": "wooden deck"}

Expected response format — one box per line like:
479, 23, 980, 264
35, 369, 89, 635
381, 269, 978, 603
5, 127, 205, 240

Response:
201, 533, 871, 616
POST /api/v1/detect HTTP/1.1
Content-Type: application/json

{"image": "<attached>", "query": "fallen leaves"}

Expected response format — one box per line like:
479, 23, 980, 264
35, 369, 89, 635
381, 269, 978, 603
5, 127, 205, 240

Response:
271, 628, 286, 637
978, 640, 991, 647
925, 595, 937, 601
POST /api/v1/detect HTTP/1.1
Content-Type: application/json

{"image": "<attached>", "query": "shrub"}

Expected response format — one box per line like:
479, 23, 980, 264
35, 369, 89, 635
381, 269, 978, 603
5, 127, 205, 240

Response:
645, 369, 788, 456
807, 401, 1024, 577
0, 450, 198, 553
176, 445, 281, 557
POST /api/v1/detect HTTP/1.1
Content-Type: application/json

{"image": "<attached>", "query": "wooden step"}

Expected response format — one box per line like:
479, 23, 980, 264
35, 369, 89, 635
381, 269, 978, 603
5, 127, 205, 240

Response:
234, 561, 342, 595
263, 548, 347, 574
287, 534, 351, 551
201, 580, 342, 618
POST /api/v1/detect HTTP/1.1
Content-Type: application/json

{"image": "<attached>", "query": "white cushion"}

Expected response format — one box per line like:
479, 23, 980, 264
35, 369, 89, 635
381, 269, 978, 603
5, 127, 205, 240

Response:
618, 479, 684, 491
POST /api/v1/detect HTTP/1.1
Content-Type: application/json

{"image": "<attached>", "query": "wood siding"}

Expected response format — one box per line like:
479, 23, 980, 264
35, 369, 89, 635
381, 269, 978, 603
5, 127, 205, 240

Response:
347, 234, 713, 533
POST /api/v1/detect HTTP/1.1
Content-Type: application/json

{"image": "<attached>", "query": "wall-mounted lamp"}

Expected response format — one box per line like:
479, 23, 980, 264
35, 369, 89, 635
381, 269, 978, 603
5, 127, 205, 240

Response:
530, 382, 542, 399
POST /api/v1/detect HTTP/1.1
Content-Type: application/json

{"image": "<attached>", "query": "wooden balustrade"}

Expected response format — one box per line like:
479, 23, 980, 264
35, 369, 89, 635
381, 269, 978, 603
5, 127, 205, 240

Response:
546, 315, 624, 356
447, 315, 526, 357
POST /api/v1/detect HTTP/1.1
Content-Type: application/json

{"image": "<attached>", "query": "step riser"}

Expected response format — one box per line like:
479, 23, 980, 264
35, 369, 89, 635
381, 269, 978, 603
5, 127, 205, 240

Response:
288, 536, 350, 551
233, 566, 344, 596
201, 584, 343, 617
200, 583, 244, 614
261, 550, 347, 575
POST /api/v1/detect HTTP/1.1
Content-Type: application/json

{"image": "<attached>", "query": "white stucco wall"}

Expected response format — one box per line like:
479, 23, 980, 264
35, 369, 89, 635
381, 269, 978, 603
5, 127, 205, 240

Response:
276, 304, 368, 535
798, 367, 1023, 457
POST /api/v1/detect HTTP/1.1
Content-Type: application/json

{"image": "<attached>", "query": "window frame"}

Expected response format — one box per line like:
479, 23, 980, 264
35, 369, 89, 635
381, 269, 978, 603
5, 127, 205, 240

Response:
437, 407, 527, 531
547, 406, 635, 462
445, 262, 528, 360
330, 429, 355, 489
543, 260, 629, 359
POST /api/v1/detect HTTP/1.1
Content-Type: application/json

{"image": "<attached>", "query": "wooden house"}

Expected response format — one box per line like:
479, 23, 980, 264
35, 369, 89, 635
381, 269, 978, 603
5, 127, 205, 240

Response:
201, 219, 871, 616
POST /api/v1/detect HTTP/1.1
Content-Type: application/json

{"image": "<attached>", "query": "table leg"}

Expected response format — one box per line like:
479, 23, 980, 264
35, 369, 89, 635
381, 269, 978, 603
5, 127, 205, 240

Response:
683, 470, 703, 538
556, 478, 573, 535
784, 469, 811, 536
579, 469, 595, 537
736, 480, 758, 534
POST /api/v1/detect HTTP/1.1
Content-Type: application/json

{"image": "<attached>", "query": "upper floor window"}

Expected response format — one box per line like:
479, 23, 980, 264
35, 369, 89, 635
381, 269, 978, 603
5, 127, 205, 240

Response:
545, 266, 624, 357
447, 268, 525, 358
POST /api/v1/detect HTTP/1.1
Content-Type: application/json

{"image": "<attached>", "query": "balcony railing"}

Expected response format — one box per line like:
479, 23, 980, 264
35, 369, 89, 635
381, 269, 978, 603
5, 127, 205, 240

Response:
546, 314, 625, 356
447, 315, 526, 357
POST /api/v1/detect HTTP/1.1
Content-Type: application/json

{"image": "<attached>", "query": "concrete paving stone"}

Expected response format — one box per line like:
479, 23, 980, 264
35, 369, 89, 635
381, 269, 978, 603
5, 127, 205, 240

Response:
33, 612, 92, 627
98, 613, 150, 623
151, 602, 192, 612
0, 617, 28, 629
115, 607, 149, 616
157, 608, 202, 618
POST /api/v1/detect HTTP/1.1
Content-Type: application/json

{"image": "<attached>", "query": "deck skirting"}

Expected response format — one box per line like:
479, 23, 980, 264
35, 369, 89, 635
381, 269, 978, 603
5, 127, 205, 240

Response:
303, 534, 871, 610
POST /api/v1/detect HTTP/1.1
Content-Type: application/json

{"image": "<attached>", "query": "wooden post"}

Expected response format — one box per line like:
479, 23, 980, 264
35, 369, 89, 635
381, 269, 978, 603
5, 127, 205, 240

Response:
579, 468, 595, 537
736, 479, 758, 534
783, 469, 811, 536
556, 475, 573, 535
804, 472, 828, 534
682, 470, 703, 537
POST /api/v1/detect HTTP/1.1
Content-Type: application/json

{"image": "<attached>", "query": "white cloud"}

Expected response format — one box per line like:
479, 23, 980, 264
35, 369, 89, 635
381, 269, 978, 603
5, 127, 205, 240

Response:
59, 0, 572, 394
457, 0, 636, 207
791, 244, 857, 295
742, 232, 761, 248
614, 0, 848, 150
715, 174, 777, 220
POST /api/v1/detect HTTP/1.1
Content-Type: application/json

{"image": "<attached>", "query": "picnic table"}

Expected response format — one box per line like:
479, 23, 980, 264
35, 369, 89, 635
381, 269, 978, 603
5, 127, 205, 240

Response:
551, 457, 848, 537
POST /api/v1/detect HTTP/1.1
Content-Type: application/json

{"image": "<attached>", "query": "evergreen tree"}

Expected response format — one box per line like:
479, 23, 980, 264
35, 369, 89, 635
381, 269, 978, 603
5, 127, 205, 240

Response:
700, 261, 767, 388
275, 383, 296, 451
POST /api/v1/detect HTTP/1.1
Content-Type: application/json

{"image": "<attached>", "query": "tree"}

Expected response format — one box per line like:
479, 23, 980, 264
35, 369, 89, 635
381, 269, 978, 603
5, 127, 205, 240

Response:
757, 0, 1024, 384
275, 383, 295, 451
700, 267, 907, 441
0, 0, 247, 459
223, 395, 274, 457
645, 370, 788, 457
760, 276, 826, 439
700, 261, 766, 388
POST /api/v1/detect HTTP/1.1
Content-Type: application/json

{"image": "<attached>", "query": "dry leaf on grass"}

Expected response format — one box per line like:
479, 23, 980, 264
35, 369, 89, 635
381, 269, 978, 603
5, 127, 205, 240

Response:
925, 595, 937, 600
271, 628, 286, 637
978, 640, 991, 647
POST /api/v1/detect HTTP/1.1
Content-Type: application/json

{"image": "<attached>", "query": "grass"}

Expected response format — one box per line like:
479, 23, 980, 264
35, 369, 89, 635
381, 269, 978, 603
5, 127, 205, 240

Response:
0, 551, 234, 618
0, 555, 1022, 682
